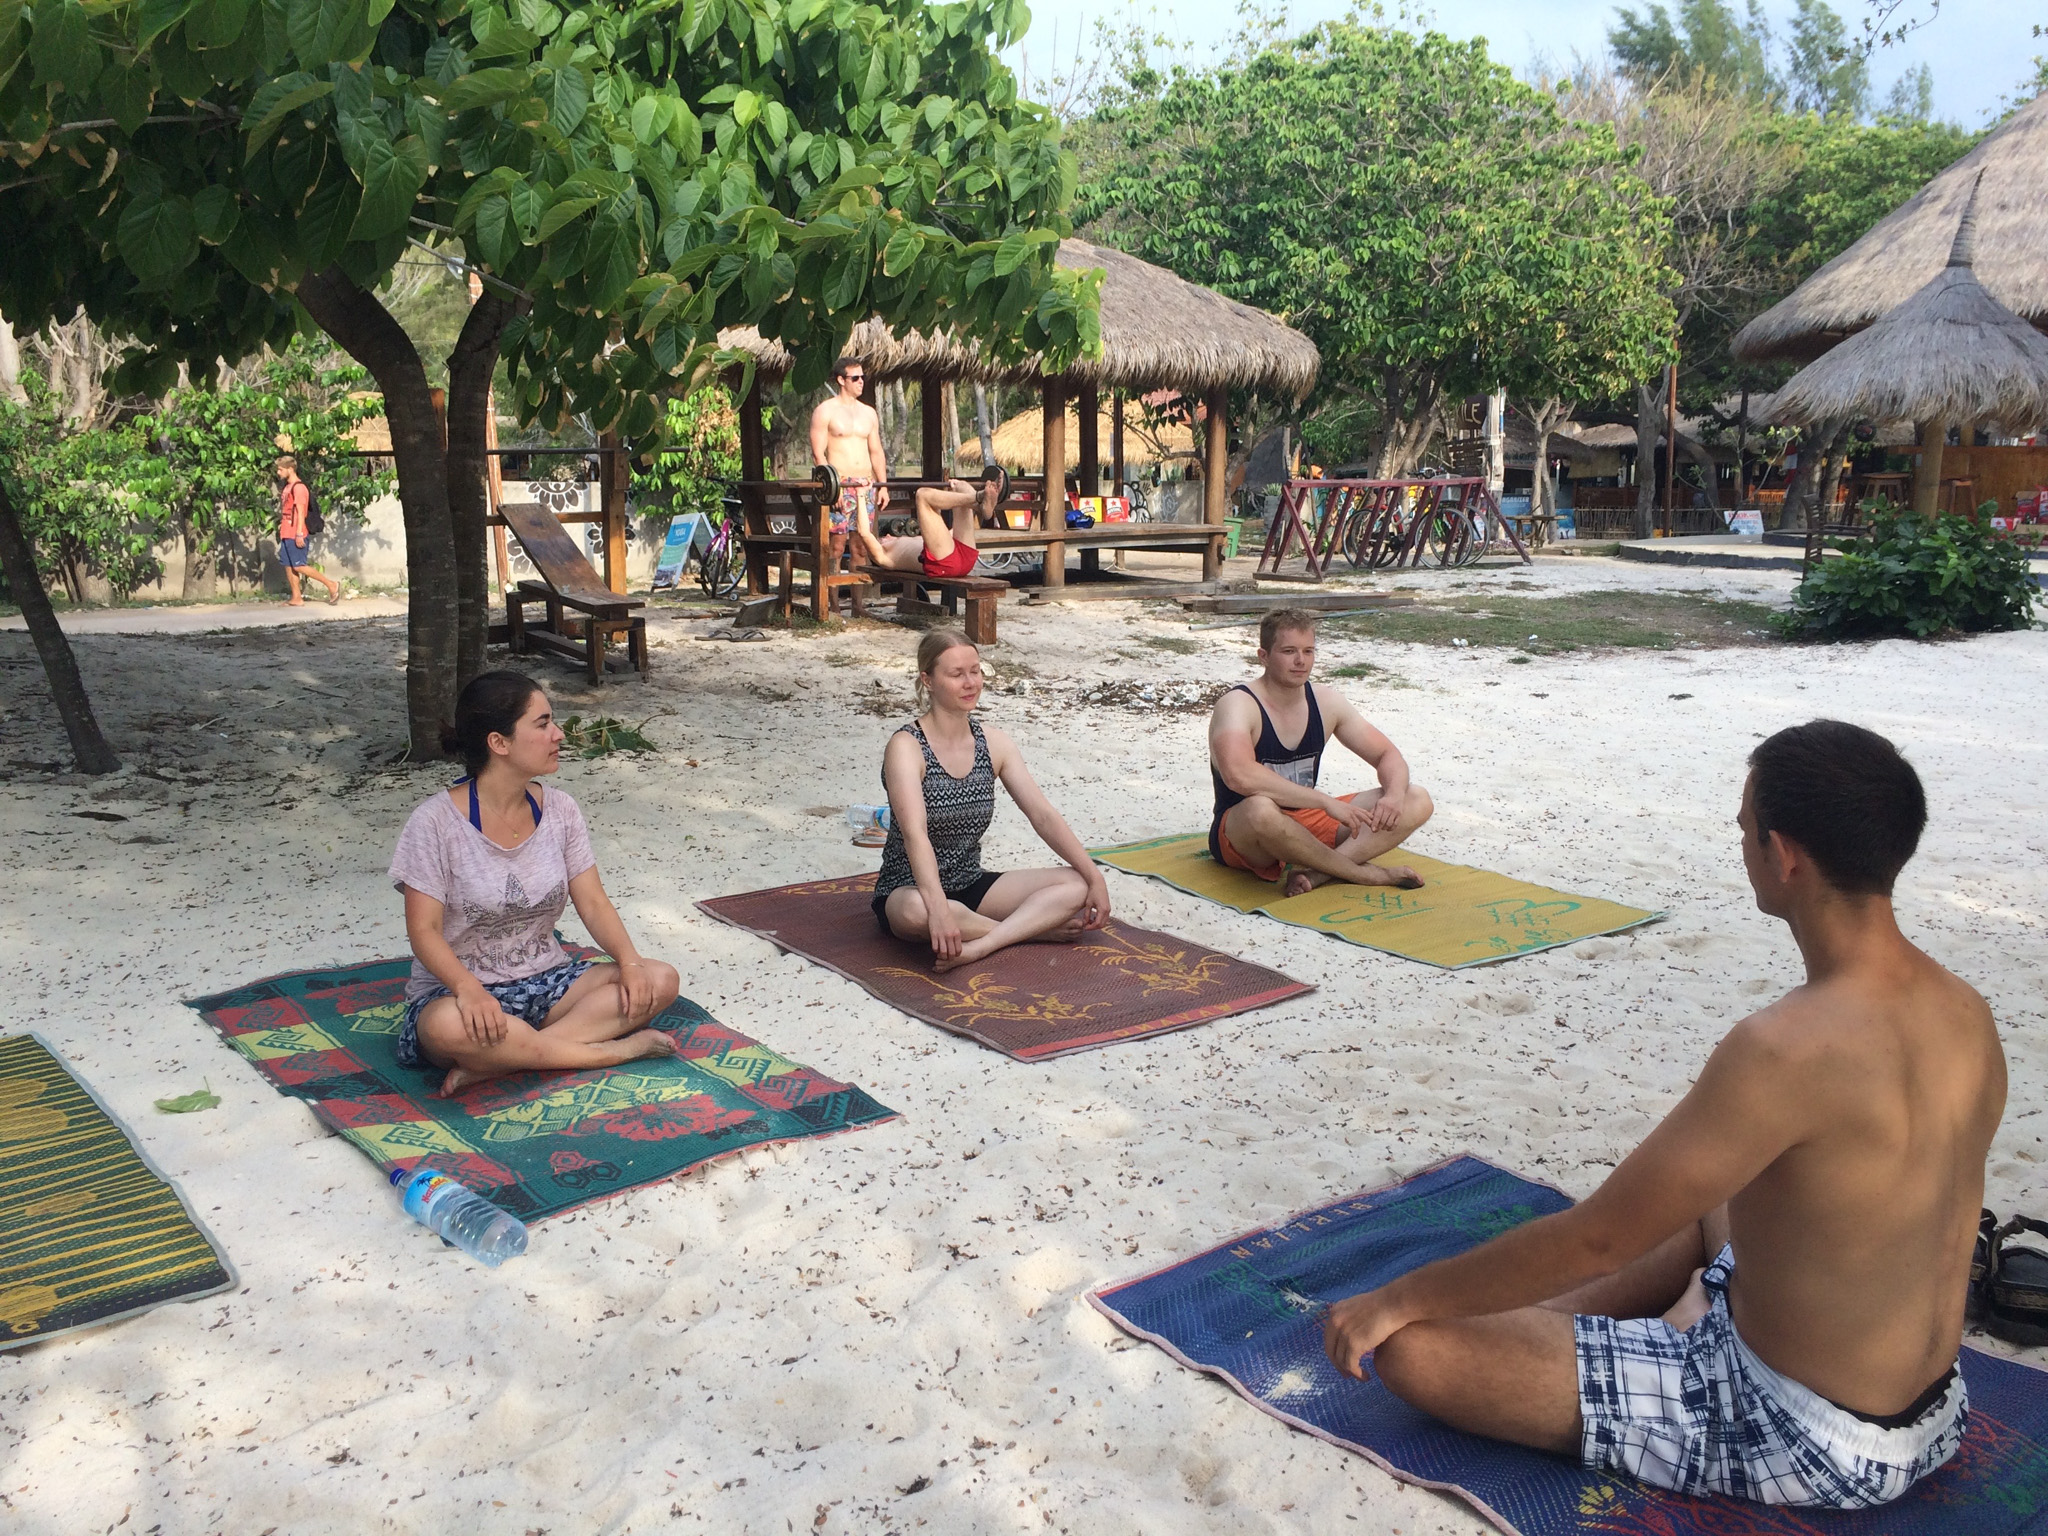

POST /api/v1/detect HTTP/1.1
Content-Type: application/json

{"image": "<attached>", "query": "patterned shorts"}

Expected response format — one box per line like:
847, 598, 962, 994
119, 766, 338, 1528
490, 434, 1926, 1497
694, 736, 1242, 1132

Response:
1576, 1246, 1968, 1507
833, 477, 873, 534
396, 957, 596, 1068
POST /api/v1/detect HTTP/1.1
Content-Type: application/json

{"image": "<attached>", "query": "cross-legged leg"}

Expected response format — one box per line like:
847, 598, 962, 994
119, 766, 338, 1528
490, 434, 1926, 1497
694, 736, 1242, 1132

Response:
418, 960, 682, 1097
1368, 1210, 1724, 1455
1222, 794, 1426, 891
942, 867, 1091, 969
1285, 784, 1436, 895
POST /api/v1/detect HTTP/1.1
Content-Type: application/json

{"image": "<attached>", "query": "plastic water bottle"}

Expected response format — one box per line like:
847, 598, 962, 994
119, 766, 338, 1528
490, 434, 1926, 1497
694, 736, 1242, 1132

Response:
846, 803, 891, 835
389, 1167, 529, 1267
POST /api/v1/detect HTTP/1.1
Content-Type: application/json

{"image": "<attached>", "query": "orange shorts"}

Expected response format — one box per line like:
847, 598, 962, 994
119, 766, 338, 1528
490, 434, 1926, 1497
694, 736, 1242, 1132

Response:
1214, 793, 1357, 883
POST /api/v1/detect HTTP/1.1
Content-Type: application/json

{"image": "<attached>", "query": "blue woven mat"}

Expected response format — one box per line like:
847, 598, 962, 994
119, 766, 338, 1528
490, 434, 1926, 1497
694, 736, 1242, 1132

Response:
1089, 1156, 2048, 1535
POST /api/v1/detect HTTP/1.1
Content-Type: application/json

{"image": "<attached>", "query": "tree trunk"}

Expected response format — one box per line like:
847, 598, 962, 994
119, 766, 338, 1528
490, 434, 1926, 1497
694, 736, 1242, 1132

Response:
1370, 374, 1442, 479
445, 291, 516, 687
1814, 422, 1852, 521
1523, 398, 1568, 517
1632, 378, 1664, 539
973, 384, 995, 466
298, 265, 457, 757
0, 474, 119, 772
0, 313, 23, 404
942, 380, 962, 474
179, 514, 219, 600
1780, 423, 1830, 531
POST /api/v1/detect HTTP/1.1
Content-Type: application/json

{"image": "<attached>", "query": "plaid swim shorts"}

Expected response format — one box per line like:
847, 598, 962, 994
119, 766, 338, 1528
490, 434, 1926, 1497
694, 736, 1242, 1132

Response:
1575, 1245, 1968, 1507
396, 957, 596, 1068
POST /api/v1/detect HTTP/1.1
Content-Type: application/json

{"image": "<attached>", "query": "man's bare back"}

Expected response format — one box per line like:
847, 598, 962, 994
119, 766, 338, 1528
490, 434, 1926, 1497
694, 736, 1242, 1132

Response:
1320, 721, 2004, 1508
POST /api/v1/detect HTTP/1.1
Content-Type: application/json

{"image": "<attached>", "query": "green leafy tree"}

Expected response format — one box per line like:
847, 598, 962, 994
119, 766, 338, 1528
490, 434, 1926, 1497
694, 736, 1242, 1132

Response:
1, 0, 1095, 759
1, 372, 166, 598
1083, 23, 1676, 476
1610, 0, 1777, 97
144, 345, 388, 598
631, 386, 742, 521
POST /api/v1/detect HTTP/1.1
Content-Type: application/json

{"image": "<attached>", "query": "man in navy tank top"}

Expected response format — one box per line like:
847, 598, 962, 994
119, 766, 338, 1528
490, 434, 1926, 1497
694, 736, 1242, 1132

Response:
1206, 608, 1434, 896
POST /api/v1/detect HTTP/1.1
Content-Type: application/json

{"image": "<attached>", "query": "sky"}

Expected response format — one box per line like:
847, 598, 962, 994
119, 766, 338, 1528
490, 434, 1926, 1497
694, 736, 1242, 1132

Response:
1004, 0, 2044, 128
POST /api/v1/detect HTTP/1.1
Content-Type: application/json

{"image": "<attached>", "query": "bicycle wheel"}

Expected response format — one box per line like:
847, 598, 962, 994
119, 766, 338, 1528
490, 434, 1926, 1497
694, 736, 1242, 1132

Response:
698, 534, 744, 599
1414, 510, 1476, 568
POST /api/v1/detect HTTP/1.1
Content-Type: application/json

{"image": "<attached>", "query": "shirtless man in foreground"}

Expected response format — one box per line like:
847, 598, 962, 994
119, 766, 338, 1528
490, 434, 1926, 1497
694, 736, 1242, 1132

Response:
1208, 609, 1434, 895
851, 468, 1008, 581
1324, 720, 2005, 1509
808, 356, 889, 570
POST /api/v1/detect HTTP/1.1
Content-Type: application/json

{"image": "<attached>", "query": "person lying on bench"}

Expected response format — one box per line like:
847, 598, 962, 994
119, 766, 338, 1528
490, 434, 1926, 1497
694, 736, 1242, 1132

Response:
1323, 721, 2004, 1510
389, 670, 682, 1097
871, 627, 1110, 971
1208, 607, 1434, 895
852, 467, 1009, 582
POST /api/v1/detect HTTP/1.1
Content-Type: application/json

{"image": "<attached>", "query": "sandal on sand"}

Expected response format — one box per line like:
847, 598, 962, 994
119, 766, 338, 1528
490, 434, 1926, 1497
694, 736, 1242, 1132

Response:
697, 626, 768, 642
1969, 1209, 1997, 1323
1985, 1217, 2048, 1347
850, 828, 888, 848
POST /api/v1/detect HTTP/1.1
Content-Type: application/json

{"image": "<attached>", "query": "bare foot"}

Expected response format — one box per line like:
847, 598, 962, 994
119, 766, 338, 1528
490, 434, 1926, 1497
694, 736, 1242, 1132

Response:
326, 586, 341, 605
1281, 863, 1333, 898
435, 1063, 499, 1097
1353, 862, 1424, 889
1662, 1268, 1711, 1332
287, 598, 306, 607
620, 1028, 677, 1063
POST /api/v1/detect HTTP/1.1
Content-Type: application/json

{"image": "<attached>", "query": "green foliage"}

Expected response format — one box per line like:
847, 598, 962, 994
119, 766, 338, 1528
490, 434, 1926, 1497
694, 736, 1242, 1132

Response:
1082, 23, 1675, 466
1749, 112, 1977, 277
1782, 500, 2042, 641
143, 342, 389, 562
0, 372, 166, 595
0, 0, 1097, 448
1610, 0, 1776, 98
629, 386, 741, 521
558, 714, 656, 756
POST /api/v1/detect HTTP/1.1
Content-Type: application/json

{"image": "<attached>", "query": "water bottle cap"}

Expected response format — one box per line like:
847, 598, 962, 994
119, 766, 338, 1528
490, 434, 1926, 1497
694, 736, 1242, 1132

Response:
389, 1165, 412, 1187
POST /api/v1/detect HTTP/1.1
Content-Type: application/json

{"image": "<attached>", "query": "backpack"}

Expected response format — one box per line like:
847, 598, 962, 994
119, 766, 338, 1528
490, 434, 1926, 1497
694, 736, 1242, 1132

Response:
303, 483, 325, 537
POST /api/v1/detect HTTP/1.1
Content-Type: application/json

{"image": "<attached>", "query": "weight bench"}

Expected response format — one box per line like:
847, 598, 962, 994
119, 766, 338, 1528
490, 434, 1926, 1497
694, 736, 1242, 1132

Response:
856, 564, 1007, 645
499, 501, 648, 683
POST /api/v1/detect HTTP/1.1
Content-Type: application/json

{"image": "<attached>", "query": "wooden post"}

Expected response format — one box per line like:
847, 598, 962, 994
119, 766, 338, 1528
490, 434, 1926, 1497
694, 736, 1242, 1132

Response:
1076, 381, 1099, 496
598, 429, 627, 594
1912, 418, 1949, 516
1041, 377, 1066, 588
739, 375, 765, 481
1662, 360, 1677, 537
485, 387, 511, 597
920, 371, 944, 481
1203, 386, 1228, 581
1110, 393, 1125, 496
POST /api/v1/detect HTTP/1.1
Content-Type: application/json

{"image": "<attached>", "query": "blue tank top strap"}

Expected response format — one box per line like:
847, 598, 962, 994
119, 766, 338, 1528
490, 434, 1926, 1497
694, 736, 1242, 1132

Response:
463, 777, 541, 832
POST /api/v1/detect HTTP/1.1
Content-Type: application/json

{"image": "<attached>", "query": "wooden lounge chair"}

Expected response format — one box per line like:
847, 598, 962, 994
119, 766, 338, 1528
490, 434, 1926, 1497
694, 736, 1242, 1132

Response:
499, 500, 648, 683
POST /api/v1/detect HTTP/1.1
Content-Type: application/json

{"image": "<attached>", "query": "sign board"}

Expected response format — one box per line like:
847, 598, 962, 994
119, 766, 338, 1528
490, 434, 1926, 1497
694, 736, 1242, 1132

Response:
1725, 509, 1764, 537
1456, 397, 1489, 431
650, 512, 708, 590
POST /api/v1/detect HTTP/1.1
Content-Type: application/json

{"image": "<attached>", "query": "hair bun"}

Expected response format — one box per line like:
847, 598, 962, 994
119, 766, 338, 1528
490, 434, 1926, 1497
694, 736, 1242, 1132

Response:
438, 722, 463, 754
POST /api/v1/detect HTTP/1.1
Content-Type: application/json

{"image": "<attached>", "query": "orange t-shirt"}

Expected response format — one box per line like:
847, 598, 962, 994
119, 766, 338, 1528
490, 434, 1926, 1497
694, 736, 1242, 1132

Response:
279, 480, 309, 542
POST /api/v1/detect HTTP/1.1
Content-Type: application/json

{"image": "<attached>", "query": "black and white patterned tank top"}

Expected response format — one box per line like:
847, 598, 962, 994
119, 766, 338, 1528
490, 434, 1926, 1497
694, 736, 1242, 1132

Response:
875, 718, 995, 898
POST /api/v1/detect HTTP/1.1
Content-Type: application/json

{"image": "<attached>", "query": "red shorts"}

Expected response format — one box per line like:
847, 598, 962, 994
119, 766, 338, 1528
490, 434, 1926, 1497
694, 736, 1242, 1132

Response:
1215, 794, 1357, 883
921, 541, 979, 580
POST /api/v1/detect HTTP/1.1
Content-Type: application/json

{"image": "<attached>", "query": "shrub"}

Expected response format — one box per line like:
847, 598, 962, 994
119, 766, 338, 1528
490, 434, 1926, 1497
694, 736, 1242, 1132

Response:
1781, 499, 2040, 641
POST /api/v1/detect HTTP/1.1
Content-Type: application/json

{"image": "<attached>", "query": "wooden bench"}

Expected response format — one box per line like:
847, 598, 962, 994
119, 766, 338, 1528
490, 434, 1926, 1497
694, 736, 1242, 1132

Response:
856, 564, 1007, 645
737, 478, 874, 621
498, 501, 647, 683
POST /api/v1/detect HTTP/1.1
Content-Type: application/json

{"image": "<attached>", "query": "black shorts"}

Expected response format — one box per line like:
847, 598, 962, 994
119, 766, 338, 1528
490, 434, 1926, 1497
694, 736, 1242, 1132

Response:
871, 870, 1004, 936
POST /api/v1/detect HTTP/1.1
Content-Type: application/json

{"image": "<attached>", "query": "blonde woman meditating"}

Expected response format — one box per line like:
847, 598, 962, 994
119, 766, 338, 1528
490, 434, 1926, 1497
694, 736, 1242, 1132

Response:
872, 629, 1110, 970
389, 670, 681, 1097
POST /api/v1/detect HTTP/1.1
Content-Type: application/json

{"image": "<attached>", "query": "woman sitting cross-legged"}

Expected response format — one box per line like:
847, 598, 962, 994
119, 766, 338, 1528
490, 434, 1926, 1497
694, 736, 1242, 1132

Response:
872, 628, 1111, 971
389, 670, 681, 1097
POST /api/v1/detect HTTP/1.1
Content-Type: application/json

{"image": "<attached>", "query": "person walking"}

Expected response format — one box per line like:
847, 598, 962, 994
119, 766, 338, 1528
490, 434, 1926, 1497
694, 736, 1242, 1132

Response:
276, 455, 341, 606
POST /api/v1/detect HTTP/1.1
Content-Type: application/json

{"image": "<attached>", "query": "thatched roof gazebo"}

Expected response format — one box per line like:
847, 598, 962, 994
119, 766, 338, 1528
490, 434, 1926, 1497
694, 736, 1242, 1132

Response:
956, 399, 1198, 474
1766, 178, 2048, 513
1732, 92, 2048, 364
723, 238, 1319, 584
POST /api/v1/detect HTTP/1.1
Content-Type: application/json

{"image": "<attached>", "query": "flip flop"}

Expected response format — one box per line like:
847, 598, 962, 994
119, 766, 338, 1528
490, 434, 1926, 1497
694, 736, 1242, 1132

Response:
1968, 1208, 1997, 1323
850, 829, 888, 848
696, 626, 768, 642
1985, 1216, 2048, 1347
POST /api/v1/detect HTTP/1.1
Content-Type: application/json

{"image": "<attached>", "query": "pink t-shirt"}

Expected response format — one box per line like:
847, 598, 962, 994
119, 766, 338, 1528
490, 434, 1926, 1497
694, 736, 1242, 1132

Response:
388, 784, 596, 1001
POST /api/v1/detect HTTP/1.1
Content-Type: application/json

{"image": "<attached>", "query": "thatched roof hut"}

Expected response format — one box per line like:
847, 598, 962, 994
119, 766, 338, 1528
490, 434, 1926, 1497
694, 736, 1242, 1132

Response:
721, 238, 1321, 400
957, 399, 1197, 473
1732, 92, 2048, 364
1766, 186, 2048, 436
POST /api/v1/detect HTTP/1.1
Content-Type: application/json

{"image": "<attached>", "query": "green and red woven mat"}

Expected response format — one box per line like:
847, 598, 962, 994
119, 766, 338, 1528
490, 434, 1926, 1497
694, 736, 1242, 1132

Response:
186, 957, 896, 1221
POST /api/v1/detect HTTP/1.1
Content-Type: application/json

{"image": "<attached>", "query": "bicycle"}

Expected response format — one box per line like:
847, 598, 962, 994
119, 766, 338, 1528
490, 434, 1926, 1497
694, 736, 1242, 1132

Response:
697, 494, 746, 599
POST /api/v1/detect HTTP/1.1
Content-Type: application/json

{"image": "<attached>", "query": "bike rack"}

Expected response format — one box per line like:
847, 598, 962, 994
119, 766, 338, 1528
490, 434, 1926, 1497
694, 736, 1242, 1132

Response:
1257, 477, 1528, 577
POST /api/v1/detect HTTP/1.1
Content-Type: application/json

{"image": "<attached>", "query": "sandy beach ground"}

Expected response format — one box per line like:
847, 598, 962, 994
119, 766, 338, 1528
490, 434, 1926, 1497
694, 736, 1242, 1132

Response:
2, 552, 2043, 1535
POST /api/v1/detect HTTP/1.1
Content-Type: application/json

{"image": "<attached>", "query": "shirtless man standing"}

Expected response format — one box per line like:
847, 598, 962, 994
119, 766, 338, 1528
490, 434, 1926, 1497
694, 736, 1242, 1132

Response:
1323, 720, 2004, 1510
1208, 609, 1434, 895
809, 356, 889, 571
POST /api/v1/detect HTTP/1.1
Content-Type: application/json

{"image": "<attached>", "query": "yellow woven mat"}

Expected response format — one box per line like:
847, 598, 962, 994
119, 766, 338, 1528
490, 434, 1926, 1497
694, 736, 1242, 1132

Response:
1092, 835, 1661, 969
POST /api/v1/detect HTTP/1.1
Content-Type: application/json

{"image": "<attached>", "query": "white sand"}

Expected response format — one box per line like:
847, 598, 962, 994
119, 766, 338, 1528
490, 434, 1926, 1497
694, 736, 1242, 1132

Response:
2, 553, 2044, 1534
